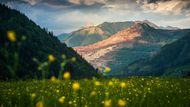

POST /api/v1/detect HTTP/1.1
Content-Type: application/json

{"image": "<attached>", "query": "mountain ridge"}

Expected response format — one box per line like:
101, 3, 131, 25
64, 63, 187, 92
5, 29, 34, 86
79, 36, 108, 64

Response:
58, 20, 180, 47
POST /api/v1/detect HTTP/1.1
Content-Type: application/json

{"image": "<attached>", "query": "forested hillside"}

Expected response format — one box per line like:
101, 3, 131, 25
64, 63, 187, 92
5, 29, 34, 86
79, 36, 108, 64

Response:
0, 4, 99, 80
125, 32, 190, 77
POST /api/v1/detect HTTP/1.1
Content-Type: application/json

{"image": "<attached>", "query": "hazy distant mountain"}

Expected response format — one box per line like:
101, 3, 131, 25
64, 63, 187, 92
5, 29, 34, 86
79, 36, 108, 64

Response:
57, 33, 71, 42
142, 20, 180, 30
162, 26, 180, 30
125, 32, 190, 77
74, 23, 190, 75
58, 20, 180, 47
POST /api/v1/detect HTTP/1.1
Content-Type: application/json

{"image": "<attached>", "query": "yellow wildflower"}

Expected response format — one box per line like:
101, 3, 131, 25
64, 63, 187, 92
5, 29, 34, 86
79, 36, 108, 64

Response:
7, 31, 16, 42
31, 93, 36, 98
50, 76, 57, 82
36, 101, 44, 107
58, 96, 65, 104
72, 82, 80, 91
90, 91, 96, 96
48, 54, 55, 62
95, 81, 101, 86
105, 67, 111, 73
71, 57, 76, 62
108, 81, 113, 86
69, 101, 72, 105
63, 72, 71, 80
56, 89, 60, 93
120, 82, 126, 88
118, 99, 126, 107
105, 92, 109, 96
104, 100, 112, 107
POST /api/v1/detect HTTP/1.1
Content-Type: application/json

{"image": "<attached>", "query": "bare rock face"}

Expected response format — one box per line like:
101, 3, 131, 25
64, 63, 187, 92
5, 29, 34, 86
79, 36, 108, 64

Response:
75, 23, 144, 51
74, 23, 150, 70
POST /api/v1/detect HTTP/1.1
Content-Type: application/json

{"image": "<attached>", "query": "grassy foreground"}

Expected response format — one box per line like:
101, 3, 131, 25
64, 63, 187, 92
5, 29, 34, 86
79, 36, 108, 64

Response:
0, 78, 190, 107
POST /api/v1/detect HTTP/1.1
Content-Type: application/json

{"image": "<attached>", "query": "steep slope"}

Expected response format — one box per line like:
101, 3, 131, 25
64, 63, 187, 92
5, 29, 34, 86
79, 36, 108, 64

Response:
0, 4, 98, 80
75, 23, 190, 75
125, 32, 190, 77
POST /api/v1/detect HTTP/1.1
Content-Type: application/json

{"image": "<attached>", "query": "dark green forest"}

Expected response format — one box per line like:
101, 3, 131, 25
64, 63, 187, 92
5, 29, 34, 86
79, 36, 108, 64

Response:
0, 4, 99, 80
125, 32, 190, 77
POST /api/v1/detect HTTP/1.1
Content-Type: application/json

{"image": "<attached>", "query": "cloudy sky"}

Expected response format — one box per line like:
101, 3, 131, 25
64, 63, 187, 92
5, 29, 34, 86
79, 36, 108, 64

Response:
1, 0, 190, 35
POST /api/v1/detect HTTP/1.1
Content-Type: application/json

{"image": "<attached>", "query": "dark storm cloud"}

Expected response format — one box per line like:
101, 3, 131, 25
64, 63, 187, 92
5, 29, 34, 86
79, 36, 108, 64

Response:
146, 0, 171, 3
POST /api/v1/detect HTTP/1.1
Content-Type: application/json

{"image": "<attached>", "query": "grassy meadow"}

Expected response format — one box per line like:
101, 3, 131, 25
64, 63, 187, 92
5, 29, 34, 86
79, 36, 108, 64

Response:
1, 77, 190, 107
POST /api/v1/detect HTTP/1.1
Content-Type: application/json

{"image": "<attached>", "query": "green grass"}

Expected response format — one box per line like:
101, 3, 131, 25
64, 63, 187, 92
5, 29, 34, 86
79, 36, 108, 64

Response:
0, 77, 190, 107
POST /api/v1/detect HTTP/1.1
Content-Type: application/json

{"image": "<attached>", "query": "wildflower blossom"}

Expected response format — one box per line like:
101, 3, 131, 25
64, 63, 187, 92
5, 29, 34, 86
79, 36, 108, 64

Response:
58, 96, 65, 104
95, 81, 101, 86
71, 57, 76, 62
56, 89, 60, 93
48, 54, 55, 62
120, 82, 126, 88
31, 93, 36, 98
50, 76, 57, 82
63, 72, 71, 80
69, 101, 72, 105
104, 100, 112, 107
105, 67, 111, 73
90, 91, 96, 96
7, 31, 16, 42
118, 99, 126, 107
108, 81, 113, 86
72, 82, 80, 91
36, 101, 44, 107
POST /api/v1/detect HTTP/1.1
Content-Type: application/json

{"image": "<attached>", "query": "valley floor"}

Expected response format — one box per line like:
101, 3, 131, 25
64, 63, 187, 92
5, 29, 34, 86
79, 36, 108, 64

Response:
0, 77, 190, 107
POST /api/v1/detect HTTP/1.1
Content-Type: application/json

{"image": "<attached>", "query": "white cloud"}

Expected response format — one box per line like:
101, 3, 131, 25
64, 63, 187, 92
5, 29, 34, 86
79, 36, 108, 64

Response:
22, 0, 40, 5
158, 17, 190, 29
141, 0, 190, 15
83, 0, 106, 6
68, 0, 81, 5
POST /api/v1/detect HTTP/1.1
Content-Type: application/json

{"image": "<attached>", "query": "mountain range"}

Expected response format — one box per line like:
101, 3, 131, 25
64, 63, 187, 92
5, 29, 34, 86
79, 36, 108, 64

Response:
58, 20, 180, 47
58, 20, 190, 76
